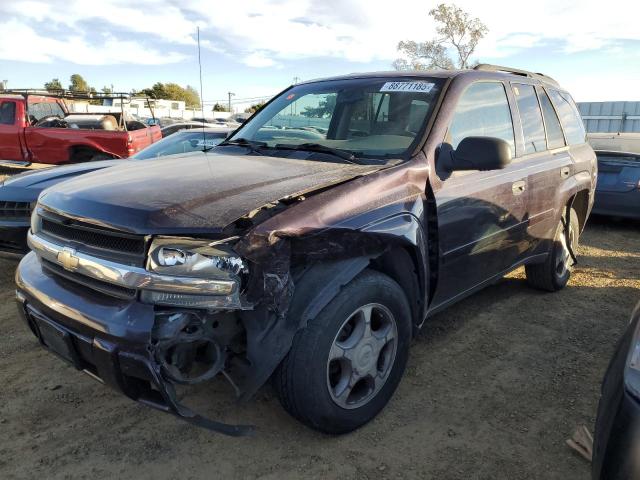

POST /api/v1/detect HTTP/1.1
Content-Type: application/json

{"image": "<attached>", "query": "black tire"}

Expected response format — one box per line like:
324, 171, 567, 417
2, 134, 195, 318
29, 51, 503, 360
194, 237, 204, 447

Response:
89, 153, 113, 162
525, 207, 579, 291
274, 269, 412, 434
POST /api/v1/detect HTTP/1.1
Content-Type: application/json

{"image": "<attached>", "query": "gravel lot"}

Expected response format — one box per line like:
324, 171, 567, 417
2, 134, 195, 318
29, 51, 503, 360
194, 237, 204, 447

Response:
0, 216, 638, 479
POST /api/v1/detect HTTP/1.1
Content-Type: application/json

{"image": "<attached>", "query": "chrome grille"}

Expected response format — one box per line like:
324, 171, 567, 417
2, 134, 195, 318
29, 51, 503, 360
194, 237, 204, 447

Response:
38, 212, 147, 266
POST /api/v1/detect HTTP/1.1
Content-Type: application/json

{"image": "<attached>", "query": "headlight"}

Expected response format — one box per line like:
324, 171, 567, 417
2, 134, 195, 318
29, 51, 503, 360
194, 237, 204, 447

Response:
142, 236, 249, 309
30, 204, 41, 234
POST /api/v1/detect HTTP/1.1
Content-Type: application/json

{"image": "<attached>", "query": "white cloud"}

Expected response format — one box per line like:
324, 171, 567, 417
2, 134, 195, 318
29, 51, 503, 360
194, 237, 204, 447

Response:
241, 52, 279, 68
0, 19, 187, 65
0, 0, 639, 68
187, 0, 640, 65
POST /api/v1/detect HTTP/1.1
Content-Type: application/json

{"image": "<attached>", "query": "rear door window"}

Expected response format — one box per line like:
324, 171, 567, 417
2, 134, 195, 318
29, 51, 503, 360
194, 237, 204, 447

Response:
513, 84, 546, 154
448, 82, 515, 155
537, 87, 565, 149
548, 90, 586, 145
0, 101, 16, 125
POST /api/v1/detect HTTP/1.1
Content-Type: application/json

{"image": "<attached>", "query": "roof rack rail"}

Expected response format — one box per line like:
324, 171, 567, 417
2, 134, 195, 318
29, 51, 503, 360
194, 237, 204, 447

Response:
0, 88, 151, 101
473, 64, 559, 87
0, 89, 158, 122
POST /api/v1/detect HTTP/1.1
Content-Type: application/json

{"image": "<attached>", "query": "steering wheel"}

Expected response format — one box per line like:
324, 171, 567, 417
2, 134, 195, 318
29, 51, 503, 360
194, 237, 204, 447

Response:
34, 116, 67, 128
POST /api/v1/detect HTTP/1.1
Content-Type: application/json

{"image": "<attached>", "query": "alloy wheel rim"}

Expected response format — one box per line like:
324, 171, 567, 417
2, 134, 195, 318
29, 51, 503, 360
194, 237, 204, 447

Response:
326, 303, 398, 410
555, 219, 574, 277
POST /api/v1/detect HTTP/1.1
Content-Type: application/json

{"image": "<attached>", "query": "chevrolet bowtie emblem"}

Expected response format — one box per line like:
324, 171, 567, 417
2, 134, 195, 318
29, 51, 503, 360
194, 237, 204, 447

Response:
57, 247, 79, 271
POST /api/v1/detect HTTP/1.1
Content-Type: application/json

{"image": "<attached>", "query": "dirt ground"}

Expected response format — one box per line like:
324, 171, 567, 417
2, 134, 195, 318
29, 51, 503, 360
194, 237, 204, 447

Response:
0, 216, 638, 480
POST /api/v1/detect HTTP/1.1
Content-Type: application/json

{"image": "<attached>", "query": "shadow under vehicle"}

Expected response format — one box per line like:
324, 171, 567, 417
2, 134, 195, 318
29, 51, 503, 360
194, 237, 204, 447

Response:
14, 65, 596, 435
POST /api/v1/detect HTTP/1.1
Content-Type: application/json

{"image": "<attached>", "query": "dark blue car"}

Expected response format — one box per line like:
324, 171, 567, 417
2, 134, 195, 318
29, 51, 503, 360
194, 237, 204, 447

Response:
0, 128, 229, 256
592, 150, 640, 220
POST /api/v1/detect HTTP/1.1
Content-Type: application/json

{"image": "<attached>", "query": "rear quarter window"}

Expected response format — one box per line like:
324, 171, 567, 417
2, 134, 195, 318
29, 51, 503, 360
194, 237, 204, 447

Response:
548, 90, 586, 145
537, 87, 566, 150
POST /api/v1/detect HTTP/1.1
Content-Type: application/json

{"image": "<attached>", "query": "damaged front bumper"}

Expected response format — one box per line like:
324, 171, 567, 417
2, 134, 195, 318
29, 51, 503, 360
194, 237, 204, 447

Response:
15, 252, 254, 436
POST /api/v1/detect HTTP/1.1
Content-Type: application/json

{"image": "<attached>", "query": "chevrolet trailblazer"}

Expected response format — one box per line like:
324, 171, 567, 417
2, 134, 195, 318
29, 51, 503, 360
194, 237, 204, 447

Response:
15, 65, 596, 435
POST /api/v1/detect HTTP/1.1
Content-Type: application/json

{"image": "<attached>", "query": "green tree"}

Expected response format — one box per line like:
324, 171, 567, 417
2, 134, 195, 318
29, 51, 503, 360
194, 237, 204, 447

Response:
44, 78, 63, 91
140, 82, 167, 99
184, 85, 201, 108
301, 94, 336, 118
140, 82, 200, 108
101, 85, 113, 94
245, 101, 266, 113
69, 74, 90, 92
394, 3, 488, 70
212, 103, 229, 112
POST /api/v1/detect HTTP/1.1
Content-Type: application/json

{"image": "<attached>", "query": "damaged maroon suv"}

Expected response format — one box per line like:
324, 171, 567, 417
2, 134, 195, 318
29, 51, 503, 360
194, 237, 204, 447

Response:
15, 65, 596, 436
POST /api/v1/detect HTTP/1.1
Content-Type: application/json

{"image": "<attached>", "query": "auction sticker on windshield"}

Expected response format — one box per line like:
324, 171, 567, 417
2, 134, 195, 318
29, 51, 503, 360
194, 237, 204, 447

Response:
380, 82, 434, 93
196, 140, 219, 147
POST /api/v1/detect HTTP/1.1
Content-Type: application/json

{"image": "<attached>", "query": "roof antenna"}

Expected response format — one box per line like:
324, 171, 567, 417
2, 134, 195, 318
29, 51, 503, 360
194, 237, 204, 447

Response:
197, 26, 206, 152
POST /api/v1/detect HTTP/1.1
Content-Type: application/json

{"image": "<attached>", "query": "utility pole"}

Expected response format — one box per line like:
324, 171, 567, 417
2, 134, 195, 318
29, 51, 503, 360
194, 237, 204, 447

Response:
227, 92, 235, 113
291, 77, 301, 117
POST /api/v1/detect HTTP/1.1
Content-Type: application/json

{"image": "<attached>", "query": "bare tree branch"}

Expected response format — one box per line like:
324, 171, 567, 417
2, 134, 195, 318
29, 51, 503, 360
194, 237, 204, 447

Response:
394, 3, 488, 71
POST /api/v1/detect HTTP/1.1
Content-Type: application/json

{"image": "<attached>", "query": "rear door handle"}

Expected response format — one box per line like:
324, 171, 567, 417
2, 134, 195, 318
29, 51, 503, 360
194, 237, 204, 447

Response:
561, 166, 571, 178
512, 180, 526, 196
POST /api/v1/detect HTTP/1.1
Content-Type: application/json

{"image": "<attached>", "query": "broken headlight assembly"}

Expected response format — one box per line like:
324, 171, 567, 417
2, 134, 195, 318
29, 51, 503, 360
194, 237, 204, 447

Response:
142, 236, 249, 309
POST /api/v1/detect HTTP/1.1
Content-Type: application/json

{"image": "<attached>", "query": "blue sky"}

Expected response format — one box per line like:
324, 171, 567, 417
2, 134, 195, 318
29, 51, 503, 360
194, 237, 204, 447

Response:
1, 0, 638, 109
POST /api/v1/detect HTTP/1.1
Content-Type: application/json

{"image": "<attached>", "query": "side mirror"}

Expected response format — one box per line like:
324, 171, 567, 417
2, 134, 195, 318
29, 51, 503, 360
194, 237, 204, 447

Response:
451, 137, 512, 171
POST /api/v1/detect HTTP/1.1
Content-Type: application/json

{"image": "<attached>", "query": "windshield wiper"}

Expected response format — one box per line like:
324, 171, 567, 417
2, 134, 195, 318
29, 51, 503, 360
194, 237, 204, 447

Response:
273, 143, 361, 164
218, 137, 268, 154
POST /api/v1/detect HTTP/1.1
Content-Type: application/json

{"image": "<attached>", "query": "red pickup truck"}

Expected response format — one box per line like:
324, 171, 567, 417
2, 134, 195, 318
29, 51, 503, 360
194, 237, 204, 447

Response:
0, 91, 161, 166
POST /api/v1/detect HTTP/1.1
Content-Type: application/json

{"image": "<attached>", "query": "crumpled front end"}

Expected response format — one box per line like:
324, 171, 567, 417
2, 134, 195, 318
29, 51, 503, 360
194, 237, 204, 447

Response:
15, 154, 429, 435
15, 250, 255, 435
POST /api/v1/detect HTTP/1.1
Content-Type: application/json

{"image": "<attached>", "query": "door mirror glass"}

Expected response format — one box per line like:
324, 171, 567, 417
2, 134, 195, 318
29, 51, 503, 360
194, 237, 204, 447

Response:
451, 136, 512, 171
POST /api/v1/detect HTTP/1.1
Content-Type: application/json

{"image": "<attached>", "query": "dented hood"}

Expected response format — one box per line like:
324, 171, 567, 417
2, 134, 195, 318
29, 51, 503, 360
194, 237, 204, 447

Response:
38, 151, 383, 234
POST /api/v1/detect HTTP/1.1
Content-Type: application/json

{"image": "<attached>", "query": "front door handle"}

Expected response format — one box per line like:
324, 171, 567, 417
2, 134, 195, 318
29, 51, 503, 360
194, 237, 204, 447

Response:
512, 180, 526, 196
561, 166, 571, 178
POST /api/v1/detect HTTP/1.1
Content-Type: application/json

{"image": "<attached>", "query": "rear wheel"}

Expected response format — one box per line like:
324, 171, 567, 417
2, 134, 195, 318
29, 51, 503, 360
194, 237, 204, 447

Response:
89, 153, 113, 162
526, 207, 579, 291
274, 270, 412, 434
69, 147, 113, 163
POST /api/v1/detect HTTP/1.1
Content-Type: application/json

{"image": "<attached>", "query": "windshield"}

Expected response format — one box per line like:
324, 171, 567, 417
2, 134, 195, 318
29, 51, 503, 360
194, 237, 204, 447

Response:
132, 130, 228, 160
227, 77, 443, 160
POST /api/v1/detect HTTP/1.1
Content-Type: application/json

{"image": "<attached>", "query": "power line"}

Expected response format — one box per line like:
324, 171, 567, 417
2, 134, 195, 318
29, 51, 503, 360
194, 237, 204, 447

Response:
203, 94, 276, 104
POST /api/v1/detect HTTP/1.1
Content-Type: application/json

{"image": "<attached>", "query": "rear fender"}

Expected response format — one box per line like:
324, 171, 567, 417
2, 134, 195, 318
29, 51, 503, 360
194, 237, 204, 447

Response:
555, 170, 593, 226
68, 143, 119, 162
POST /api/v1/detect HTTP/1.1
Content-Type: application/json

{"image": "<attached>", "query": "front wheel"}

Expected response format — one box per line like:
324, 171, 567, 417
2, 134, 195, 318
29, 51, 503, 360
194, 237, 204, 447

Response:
274, 270, 412, 434
525, 207, 579, 291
